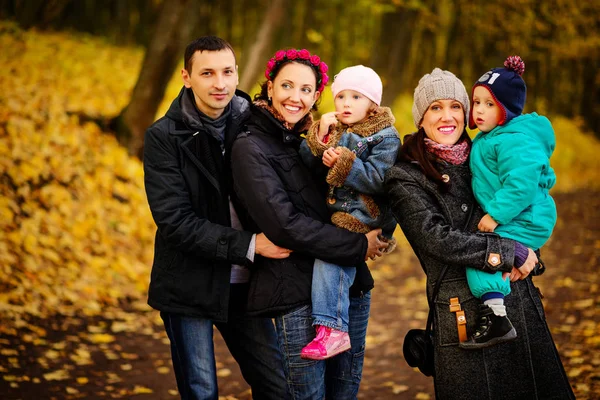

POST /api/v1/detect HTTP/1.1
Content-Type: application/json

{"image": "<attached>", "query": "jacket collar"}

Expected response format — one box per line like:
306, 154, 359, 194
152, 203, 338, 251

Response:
251, 100, 313, 146
166, 87, 251, 137
343, 106, 395, 137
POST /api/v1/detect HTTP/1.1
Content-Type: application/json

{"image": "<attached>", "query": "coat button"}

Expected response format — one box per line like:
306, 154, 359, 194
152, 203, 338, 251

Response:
285, 135, 292, 141
219, 238, 227, 245
461, 204, 468, 212
441, 174, 450, 183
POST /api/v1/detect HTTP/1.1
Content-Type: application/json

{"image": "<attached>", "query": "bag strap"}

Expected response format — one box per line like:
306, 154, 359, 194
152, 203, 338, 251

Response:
424, 265, 449, 334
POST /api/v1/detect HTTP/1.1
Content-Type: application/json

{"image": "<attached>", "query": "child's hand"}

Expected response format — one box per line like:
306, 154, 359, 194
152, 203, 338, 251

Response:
478, 213, 498, 232
322, 147, 340, 167
318, 112, 339, 142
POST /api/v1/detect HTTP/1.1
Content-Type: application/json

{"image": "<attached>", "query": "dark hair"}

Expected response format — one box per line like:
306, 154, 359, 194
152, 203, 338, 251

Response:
398, 127, 472, 191
254, 59, 321, 111
184, 36, 236, 74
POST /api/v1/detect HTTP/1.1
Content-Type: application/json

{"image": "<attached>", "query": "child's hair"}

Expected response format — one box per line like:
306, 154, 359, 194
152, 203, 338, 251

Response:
331, 65, 383, 106
469, 56, 526, 129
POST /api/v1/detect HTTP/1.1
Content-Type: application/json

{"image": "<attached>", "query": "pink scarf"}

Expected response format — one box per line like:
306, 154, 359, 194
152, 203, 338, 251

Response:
424, 137, 470, 165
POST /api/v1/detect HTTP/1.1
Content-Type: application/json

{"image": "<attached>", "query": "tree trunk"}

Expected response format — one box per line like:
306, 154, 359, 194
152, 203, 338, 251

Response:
113, 0, 199, 159
375, 7, 419, 106
238, 0, 285, 93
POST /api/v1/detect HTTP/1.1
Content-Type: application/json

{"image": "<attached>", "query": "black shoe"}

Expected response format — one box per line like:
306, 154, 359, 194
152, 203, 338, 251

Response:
459, 305, 517, 350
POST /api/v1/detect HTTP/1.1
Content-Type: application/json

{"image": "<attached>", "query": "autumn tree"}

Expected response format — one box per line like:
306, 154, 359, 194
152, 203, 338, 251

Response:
112, 0, 203, 158
238, 0, 286, 93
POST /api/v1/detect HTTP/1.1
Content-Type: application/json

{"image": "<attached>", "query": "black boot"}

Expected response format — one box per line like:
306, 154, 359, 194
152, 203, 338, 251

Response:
459, 304, 517, 350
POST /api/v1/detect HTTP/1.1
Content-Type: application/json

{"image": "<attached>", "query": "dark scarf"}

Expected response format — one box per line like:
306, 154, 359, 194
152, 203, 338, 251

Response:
424, 137, 470, 165
182, 89, 231, 150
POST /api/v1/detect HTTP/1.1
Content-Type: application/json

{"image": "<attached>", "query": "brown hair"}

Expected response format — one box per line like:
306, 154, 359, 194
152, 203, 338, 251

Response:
254, 59, 321, 111
184, 36, 236, 74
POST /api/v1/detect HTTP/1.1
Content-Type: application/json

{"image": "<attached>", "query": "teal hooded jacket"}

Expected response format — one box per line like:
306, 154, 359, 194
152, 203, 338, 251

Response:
470, 113, 557, 250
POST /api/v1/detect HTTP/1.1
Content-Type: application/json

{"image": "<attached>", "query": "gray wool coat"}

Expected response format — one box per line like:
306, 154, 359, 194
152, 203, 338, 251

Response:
384, 160, 574, 400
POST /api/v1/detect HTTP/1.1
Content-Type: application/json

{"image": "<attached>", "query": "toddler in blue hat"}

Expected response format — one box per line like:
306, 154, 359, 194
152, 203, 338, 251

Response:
461, 56, 557, 349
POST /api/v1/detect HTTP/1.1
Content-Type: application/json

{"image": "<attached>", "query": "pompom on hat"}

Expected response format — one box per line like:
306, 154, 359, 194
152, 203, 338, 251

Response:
469, 55, 527, 129
331, 65, 383, 106
412, 68, 470, 129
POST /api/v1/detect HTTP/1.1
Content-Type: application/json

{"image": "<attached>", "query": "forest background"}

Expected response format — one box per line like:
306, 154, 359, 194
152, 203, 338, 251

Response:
0, 0, 599, 399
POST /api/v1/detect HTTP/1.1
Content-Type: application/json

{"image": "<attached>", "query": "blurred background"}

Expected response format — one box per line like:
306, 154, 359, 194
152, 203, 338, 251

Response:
0, 1, 599, 399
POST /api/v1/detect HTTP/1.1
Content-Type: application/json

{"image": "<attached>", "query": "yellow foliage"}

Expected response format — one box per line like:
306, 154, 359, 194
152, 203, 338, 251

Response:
0, 24, 155, 318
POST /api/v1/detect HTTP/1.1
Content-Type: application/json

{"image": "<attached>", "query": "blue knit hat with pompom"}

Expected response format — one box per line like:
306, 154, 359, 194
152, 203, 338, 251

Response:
469, 56, 526, 129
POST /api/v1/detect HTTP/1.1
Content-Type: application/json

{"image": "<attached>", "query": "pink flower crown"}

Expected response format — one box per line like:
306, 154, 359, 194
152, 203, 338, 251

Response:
264, 48, 329, 93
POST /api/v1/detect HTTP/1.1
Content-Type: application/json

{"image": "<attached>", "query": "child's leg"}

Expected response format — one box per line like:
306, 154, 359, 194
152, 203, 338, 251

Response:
301, 259, 354, 360
460, 267, 517, 349
466, 267, 511, 299
311, 259, 356, 332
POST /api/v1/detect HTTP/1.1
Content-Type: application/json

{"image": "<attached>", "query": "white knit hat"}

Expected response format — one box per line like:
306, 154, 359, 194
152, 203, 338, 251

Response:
412, 68, 470, 128
331, 65, 383, 106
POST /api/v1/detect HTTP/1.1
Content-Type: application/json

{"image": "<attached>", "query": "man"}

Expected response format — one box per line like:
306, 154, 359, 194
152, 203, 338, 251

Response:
143, 36, 289, 400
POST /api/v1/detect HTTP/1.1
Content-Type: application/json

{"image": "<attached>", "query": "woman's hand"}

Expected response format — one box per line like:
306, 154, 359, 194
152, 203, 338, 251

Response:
516, 248, 538, 280
478, 213, 498, 232
255, 233, 293, 259
322, 147, 340, 167
318, 112, 339, 142
365, 229, 387, 260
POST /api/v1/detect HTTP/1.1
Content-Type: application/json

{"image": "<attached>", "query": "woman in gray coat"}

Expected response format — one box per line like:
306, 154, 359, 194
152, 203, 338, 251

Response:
384, 68, 574, 399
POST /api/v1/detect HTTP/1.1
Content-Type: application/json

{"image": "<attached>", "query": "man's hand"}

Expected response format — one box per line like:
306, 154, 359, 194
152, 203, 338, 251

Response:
255, 233, 292, 259
322, 147, 340, 168
364, 229, 387, 261
318, 112, 339, 142
516, 248, 538, 280
478, 213, 498, 232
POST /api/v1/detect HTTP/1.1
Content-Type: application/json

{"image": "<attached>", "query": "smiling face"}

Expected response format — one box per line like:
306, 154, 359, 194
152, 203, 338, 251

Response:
181, 48, 238, 119
334, 89, 376, 125
420, 99, 465, 145
472, 86, 502, 132
267, 62, 320, 127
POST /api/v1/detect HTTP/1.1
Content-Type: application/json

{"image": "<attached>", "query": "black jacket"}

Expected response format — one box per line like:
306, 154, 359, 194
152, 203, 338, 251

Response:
231, 104, 372, 316
144, 87, 253, 322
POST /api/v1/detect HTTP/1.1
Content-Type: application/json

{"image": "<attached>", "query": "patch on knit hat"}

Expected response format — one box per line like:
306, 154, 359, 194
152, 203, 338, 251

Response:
469, 55, 527, 129
331, 65, 383, 106
412, 68, 470, 129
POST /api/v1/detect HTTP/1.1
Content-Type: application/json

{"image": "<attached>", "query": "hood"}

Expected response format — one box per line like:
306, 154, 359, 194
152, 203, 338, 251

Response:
165, 87, 251, 133
488, 112, 555, 157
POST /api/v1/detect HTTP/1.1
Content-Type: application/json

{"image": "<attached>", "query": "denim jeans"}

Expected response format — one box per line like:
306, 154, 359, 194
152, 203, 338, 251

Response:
275, 291, 371, 400
161, 284, 288, 400
311, 259, 357, 332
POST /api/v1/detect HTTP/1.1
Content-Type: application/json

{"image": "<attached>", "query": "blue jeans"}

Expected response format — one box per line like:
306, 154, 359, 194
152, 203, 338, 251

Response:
312, 259, 356, 332
275, 291, 371, 400
161, 284, 288, 400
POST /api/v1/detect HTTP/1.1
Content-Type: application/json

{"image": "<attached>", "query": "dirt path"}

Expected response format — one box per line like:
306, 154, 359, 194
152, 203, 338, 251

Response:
1, 190, 599, 399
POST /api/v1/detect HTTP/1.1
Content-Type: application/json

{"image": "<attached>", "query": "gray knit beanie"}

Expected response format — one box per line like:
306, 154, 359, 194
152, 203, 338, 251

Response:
412, 68, 470, 128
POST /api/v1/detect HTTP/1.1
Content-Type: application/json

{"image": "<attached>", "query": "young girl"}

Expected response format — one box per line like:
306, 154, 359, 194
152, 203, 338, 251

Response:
299, 65, 399, 359
461, 55, 557, 349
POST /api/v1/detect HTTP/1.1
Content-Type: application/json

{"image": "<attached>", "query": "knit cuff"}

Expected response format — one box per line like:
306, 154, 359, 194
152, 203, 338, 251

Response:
513, 241, 529, 268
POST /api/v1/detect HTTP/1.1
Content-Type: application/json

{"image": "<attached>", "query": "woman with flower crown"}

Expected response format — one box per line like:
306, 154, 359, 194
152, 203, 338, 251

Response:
231, 48, 386, 399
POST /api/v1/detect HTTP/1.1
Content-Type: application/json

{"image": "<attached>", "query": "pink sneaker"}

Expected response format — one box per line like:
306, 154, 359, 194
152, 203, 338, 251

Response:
300, 325, 351, 360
